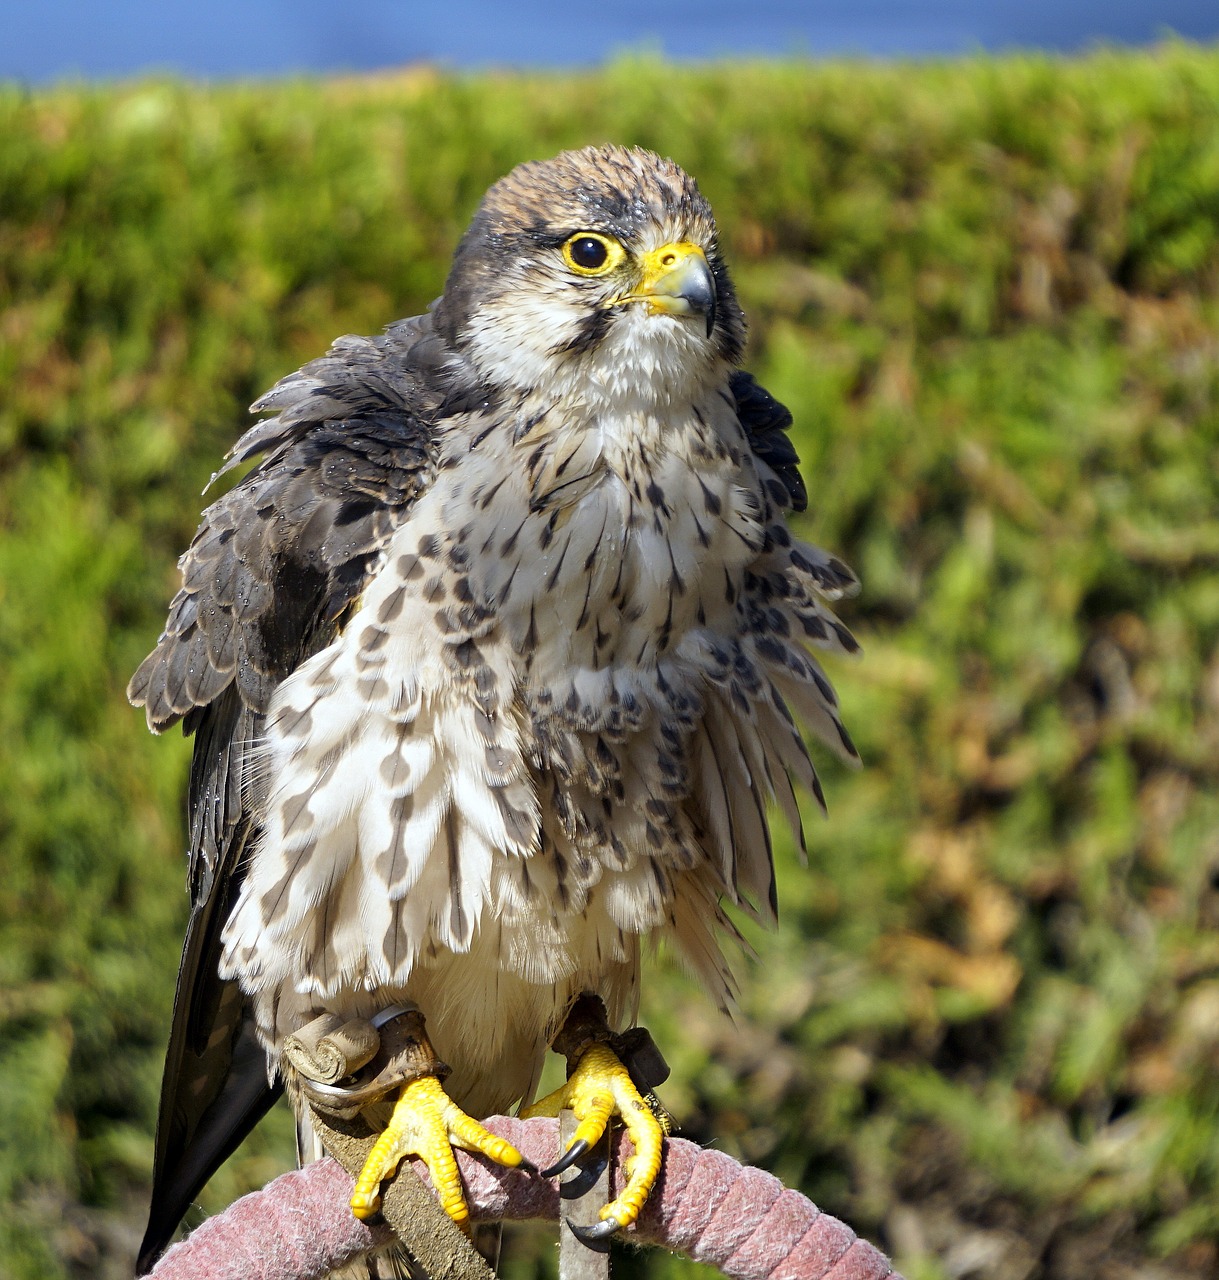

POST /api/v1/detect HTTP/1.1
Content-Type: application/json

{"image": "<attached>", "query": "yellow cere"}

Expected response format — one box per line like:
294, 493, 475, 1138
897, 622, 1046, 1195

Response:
638, 241, 707, 291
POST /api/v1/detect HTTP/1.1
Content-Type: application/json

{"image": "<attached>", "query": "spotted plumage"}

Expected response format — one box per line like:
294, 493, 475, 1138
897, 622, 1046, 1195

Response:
130, 144, 859, 1273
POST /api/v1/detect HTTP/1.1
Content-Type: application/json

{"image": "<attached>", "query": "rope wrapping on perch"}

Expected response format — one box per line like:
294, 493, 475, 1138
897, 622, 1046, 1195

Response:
148, 1116, 902, 1280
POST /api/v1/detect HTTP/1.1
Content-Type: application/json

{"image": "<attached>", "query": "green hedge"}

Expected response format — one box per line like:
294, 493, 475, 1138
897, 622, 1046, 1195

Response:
2, 45, 1218, 1278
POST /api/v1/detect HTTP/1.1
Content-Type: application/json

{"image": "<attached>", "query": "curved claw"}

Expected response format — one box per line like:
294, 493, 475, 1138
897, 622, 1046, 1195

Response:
542, 1136, 590, 1178
523, 1040, 666, 1231
350, 1075, 523, 1225
568, 1216, 620, 1246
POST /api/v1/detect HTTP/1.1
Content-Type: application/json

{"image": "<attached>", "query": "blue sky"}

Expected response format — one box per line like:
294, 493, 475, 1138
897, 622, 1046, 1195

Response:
3, 0, 1218, 82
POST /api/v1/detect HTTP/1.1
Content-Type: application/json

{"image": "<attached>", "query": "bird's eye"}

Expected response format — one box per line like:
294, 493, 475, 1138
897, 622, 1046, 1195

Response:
562, 232, 623, 276
569, 237, 608, 269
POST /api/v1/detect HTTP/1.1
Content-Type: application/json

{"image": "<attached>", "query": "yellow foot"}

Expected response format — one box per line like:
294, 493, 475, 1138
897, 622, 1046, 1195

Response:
350, 1074, 525, 1228
522, 1040, 666, 1238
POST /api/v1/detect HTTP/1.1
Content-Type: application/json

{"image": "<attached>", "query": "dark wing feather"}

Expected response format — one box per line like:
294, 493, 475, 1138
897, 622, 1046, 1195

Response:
731, 369, 808, 513
130, 315, 463, 1272
136, 689, 279, 1278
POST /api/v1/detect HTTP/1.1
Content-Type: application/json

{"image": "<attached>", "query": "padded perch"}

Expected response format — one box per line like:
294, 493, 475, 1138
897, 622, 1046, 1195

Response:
149, 1115, 902, 1280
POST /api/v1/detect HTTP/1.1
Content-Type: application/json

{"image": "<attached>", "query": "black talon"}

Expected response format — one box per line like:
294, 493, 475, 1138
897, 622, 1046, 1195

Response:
568, 1216, 620, 1245
558, 1150, 608, 1198
515, 1155, 539, 1174
541, 1137, 590, 1178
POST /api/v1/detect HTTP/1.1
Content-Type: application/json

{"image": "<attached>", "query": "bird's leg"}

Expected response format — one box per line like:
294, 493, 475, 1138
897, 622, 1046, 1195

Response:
338, 1010, 525, 1228
522, 994, 671, 1239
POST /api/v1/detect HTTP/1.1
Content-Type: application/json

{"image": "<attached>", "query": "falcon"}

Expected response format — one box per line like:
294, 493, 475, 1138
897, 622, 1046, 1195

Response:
130, 144, 859, 1272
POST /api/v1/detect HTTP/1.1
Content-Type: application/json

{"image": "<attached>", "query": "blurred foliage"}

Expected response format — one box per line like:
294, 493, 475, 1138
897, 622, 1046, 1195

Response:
1, 43, 1219, 1280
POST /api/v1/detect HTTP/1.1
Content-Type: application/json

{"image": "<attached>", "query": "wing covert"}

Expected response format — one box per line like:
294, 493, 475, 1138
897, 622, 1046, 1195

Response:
730, 369, 808, 513
129, 410, 434, 733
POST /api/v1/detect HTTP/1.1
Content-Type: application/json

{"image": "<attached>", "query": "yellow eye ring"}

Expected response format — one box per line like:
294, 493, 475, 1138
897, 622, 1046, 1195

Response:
562, 232, 625, 276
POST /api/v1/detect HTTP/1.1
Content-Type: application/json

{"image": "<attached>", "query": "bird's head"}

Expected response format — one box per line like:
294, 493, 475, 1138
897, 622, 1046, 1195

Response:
433, 145, 746, 412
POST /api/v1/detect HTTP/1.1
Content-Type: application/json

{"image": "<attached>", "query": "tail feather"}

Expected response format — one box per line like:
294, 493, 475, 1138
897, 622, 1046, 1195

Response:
138, 1013, 280, 1272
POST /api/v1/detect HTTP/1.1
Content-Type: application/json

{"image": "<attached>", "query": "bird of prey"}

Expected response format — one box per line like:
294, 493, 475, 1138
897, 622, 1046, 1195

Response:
129, 144, 859, 1272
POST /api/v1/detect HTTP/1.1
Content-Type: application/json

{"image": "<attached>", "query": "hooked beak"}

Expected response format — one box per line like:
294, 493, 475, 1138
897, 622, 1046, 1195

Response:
618, 242, 717, 338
